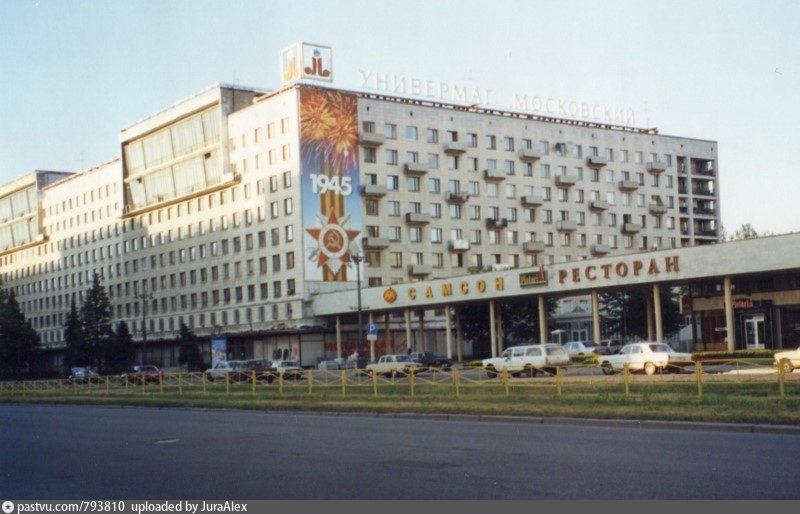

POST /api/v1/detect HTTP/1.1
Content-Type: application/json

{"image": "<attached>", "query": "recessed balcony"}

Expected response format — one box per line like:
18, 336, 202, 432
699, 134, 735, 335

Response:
483, 169, 506, 181
586, 156, 608, 168
404, 212, 431, 225
618, 180, 639, 191
521, 195, 544, 207
589, 200, 609, 210
448, 239, 470, 252
622, 223, 642, 234
360, 184, 387, 198
444, 142, 466, 154
358, 132, 385, 147
446, 191, 470, 203
518, 148, 541, 162
522, 241, 545, 253
404, 162, 429, 176
591, 244, 610, 255
556, 220, 578, 232
362, 237, 390, 249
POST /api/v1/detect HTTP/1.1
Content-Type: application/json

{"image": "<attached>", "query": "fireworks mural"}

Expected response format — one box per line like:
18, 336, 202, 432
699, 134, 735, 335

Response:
300, 87, 362, 282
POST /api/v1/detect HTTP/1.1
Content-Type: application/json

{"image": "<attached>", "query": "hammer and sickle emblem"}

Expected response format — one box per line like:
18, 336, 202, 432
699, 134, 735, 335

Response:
325, 230, 343, 252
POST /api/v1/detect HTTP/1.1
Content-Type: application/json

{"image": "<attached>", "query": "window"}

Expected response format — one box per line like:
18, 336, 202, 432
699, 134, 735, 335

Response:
384, 123, 397, 139
387, 175, 399, 190
426, 128, 438, 143
502, 136, 514, 151
407, 176, 420, 192
485, 135, 496, 149
362, 121, 375, 133
427, 153, 439, 169
468, 181, 479, 196
386, 149, 398, 165
430, 227, 442, 243
429, 203, 441, 218
387, 200, 400, 216
504, 160, 515, 175
467, 133, 478, 148
540, 164, 550, 178
406, 126, 418, 141
363, 147, 376, 163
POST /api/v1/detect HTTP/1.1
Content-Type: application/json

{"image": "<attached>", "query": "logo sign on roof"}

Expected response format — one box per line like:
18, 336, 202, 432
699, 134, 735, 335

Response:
281, 42, 333, 85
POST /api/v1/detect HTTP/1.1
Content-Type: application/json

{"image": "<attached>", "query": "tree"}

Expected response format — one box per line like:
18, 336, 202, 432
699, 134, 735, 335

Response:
106, 321, 136, 374
63, 298, 84, 370
459, 297, 558, 357
726, 223, 771, 241
600, 286, 685, 340
80, 273, 114, 372
0, 287, 40, 380
178, 322, 204, 371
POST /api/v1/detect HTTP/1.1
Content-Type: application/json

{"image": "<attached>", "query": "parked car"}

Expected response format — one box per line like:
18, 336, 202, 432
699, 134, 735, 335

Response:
482, 344, 571, 378
68, 366, 100, 384
272, 360, 304, 379
774, 345, 800, 374
600, 339, 625, 354
121, 365, 162, 384
409, 351, 454, 371
205, 360, 251, 382
598, 342, 693, 375
317, 359, 342, 370
562, 341, 609, 357
366, 354, 422, 377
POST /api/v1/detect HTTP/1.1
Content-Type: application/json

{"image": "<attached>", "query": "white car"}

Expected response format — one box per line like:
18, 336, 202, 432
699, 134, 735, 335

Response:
563, 341, 607, 357
205, 360, 251, 382
272, 360, 304, 379
774, 346, 800, 374
366, 354, 421, 377
482, 344, 570, 378
598, 342, 693, 375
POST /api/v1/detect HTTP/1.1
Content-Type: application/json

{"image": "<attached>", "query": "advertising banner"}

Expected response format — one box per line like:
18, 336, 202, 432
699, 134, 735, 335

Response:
211, 338, 227, 368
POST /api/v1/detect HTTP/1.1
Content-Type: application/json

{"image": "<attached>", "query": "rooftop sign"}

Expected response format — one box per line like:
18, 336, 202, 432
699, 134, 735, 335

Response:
281, 42, 333, 85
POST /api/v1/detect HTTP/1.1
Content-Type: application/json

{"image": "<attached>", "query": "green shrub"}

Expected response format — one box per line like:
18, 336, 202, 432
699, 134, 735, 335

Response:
570, 354, 599, 365
693, 349, 780, 361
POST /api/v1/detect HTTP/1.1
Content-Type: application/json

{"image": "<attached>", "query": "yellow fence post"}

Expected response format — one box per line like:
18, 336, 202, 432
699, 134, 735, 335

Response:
779, 363, 785, 400
623, 364, 630, 397
696, 361, 703, 398
124, 375, 129, 391
279, 372, 284, 394
341, 369, 347, 397
225, 372, 230, 395
556, 366, 563, 396
72, 379, 77, 395
453, 368, 461, 398
502, 368, 510, 397
251, 370, 256, 396
372, 370, 378, 397
409, 369, 415, 398
178, 373, 183, 396
159, 373, 164, 395
105, 376, 110, 395
307, 370, 313, 395
202, 372, 207, 394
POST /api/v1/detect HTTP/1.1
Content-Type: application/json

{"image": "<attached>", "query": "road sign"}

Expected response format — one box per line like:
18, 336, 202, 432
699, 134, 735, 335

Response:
367, 323, 378, 335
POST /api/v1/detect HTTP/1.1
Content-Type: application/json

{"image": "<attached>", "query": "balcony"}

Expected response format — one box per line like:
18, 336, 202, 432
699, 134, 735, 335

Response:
622, 222, 642, 234
404, 212, 431, 225
589, 200, 609, 210
586, 156, 608, 168
486, 217, 508, 229
649, 203, 668, 215
483, 169, 506, 181
521, 195, 544, 207
591, 244, 610, 255
555, 175, 578, 187
695, 229, 718, 238
360, 184, 387, 198
404, 162, 429, 176
444, 142, 466, 154
693, 187, 714, 196
408, 264, 433, 276
362, 237, 390, 249
556, 220, 577, 232
693, 207, 716, 216
618, 180, 639, 191
646, 161, 667, 173
358, 132, 385, 147
446, 191, 470, 203
522, 241, 545, 253
518, 148, 541, 162
448, 239, 470, 252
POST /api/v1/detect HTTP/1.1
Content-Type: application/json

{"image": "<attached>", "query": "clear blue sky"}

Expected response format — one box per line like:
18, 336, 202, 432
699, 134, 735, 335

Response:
2, 0, 798, 234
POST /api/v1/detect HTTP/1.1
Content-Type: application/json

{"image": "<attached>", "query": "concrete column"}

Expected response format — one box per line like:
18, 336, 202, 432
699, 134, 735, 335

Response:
335, 316, 342, 359
418, 310, 425, 352
445, 307, 453, 359
496, 305, 505, 353
455, 308, 464, 362
404, 309, 412, 352
384, 313, 392, 354
368, 312, 375, 362
724, 276, 735, 351
646, 294, 654, 341
489, 300, 497, 357
591, 290, 601, 344
653, 283, 663, 342
538, 295, 548, 344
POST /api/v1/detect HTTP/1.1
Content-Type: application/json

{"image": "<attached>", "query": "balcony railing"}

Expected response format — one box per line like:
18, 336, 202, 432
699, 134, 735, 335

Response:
446, 191, 470, 203
408, 264, 433, 276
486, 217, 508, 229
360, 184, 388, 198
618, 180, 639, 191
404, 212, 431, 225
622, 222, 642, 233
591, 244, 610, 255
404, 162, 429, 176
586, 156, 608, 168
444, 142, 466, 154
555, 175, 578, 187
589, 200, 609, 210
522, 241, 545, 253
483, 169, 506, 181
521, 195, 544, 207
556, 220, 577, 231
362, 237, 390, 249
358, 132, 385, 147
448, 239, 470, 252
518, 148, 542, 162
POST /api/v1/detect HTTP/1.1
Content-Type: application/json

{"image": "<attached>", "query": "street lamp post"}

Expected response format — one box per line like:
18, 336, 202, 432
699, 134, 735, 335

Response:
349, 252, 367, 369
135, 284, 154, 365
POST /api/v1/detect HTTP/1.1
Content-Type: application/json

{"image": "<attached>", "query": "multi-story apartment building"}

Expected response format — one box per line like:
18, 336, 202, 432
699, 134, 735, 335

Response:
0, 48, 720, 370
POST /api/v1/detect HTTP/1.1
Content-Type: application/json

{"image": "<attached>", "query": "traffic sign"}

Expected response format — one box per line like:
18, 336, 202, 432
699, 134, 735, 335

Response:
367, 323, 378, 335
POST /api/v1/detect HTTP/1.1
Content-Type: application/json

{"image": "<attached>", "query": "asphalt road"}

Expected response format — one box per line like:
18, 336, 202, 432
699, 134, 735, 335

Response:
1, 404, 798, 500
